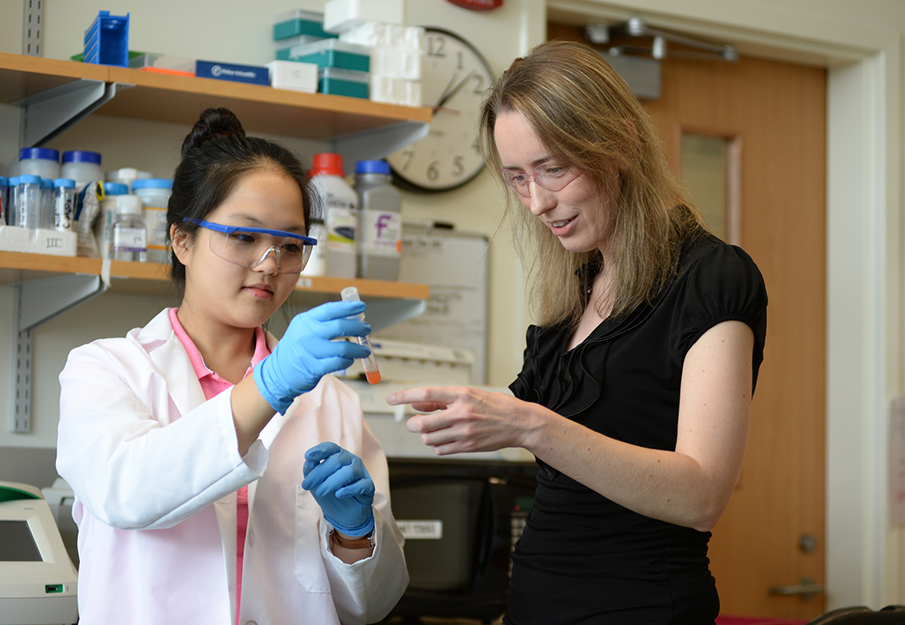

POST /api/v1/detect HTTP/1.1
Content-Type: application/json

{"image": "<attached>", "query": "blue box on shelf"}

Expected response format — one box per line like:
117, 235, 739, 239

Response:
83, 11, 130, 67
319, 67, 369, 99
195, 61, 270, 86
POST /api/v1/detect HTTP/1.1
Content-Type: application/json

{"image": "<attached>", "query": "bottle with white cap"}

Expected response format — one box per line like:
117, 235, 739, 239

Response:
95, 182, 129, 259
111, 195, 147, 262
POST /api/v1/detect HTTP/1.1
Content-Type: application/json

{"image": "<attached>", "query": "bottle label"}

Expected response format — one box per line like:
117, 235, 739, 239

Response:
54, 193, 74, 231
363, 210, 401, 257
143, 207, 168, 253
113, 226, 147, 252
326, 206, 356, 252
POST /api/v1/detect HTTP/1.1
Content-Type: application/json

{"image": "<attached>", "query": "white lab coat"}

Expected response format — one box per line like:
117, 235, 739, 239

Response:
56, 308, 408, 625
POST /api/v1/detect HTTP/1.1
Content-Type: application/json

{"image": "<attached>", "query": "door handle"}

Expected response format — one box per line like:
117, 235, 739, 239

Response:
769, 577, 824, 601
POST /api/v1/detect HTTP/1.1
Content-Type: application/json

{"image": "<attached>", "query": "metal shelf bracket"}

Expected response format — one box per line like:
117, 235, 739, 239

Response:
362, 297, 427, 333
11, 274, 107, 433
15, 79, 132, 147
331, 120, 429, 165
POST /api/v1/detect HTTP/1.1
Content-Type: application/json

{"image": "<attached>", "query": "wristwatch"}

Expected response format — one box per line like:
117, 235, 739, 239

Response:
330, 530, 374, 550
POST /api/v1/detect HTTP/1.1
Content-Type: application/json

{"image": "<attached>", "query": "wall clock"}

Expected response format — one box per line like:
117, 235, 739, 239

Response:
387, 27, 495, 193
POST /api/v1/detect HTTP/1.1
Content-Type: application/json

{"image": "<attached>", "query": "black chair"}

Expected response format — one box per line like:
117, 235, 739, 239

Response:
807, 606, 905, 624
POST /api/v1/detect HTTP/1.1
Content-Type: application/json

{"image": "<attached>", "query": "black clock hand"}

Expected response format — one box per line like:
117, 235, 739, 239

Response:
433, 71, 475, 113
433, 73, 460, 110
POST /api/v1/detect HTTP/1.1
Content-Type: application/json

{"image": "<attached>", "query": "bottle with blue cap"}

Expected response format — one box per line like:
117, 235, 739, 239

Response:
16, 175, 42, 229
353, 160, 401, 281
61, 151, 103, 186
53, 178, 77, 232
18, 147, 60, 180
132, 178, 173, 263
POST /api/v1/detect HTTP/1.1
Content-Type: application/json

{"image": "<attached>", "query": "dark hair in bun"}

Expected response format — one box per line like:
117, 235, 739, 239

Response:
166, 107, 315, 286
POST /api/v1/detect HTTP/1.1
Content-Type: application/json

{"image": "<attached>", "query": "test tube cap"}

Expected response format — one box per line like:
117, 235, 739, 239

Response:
340, 286, 361, 302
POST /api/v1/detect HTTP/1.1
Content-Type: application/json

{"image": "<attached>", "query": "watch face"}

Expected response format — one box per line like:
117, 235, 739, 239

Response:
387, 28, 495, 193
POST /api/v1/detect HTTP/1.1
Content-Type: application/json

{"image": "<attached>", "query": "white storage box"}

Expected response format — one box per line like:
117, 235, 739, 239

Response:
324, 0, 404, 34
370, 74, 422, 106
371, 46, 421, 79
267, 60, 319, 92
342, 338, 473, 384
0, 226, 76, 256
340, 22, 424, 50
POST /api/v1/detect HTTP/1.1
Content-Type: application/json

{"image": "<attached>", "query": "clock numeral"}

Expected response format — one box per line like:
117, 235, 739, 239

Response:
427, 161, 441, 181
427, 35, 446, 58
400, 150, 415, 170
453, 156, 464, 177
469, 73, 485, 95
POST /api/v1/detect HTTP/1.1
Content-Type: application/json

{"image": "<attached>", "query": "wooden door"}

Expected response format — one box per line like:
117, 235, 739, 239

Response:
548, 24, 827, 620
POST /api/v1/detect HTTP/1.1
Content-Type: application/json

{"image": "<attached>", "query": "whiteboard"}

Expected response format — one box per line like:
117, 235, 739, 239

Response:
375, 224, 489, 384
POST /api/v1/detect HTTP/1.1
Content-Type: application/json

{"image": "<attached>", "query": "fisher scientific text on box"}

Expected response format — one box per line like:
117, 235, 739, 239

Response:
195, 61, 270, 86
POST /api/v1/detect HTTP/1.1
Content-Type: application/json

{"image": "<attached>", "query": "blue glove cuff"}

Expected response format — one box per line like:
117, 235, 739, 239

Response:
325, 510, 375, 538
253, 360, 291, 414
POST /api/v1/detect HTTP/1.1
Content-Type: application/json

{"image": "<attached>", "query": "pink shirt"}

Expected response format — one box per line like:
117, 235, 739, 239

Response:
168, 309, 271, 623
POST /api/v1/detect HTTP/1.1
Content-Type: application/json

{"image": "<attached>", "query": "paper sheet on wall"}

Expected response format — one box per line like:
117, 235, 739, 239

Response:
891, 396, 905, 526
375, 226, 488, 384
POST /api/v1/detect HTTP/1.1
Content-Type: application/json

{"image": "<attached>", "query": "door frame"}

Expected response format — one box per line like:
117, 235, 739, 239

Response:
541, 0, 903, 611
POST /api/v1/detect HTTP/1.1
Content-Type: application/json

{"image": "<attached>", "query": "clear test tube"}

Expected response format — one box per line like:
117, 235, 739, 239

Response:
340, 286, 381, 384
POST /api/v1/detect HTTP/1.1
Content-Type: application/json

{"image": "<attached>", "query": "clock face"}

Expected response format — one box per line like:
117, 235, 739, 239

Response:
387, 28, 495, 193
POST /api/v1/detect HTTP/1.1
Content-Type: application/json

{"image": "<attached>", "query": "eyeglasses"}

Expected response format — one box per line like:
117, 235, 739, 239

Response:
500, 163, 582, 197
183, 218, 317, 274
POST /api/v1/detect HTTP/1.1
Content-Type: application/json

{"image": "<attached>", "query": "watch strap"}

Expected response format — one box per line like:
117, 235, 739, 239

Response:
330, 530, 374, 550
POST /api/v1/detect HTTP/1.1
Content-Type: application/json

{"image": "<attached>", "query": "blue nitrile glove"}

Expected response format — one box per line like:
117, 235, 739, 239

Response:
253, 301, 371, 414
302, 442, 375, 537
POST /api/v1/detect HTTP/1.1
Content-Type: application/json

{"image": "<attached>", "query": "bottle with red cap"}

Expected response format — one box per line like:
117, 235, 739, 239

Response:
309, 153, 358, 279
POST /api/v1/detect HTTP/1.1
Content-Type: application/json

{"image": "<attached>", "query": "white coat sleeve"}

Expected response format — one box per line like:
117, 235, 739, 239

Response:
56, 340, 266, 530
319, 420, 409, 625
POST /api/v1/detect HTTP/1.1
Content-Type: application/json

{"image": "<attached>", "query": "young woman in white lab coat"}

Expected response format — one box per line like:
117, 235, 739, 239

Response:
56, 108, 408, 625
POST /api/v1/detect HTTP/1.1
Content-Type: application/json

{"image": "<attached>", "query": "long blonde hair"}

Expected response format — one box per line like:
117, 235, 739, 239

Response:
479, 40, 705, 328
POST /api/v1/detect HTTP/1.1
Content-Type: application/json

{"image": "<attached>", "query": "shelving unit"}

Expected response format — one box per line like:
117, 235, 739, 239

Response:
1, 52, 433, 433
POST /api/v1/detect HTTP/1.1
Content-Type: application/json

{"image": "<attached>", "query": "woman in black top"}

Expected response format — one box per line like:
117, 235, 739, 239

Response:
386, 40, 767, 625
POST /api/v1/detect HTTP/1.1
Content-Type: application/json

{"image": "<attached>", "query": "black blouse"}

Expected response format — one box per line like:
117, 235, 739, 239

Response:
504, 231, 768, 625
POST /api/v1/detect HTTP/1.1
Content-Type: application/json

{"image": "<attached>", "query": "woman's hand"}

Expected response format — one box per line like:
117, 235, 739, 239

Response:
388, 321, 755, 532
386, 386, 539, 456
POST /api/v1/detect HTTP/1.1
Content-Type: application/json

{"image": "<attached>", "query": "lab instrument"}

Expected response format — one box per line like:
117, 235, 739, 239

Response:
0, 482, 78, 625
